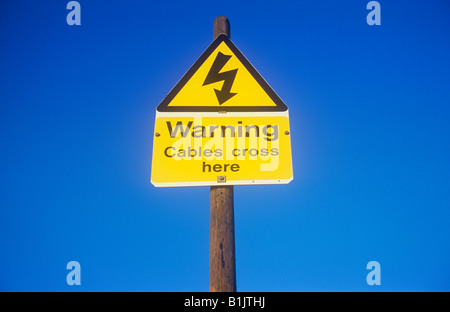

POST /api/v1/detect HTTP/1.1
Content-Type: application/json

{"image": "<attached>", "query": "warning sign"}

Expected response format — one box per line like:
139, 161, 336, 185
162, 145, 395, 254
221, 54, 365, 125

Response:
157, 34, 288, 112
151, 34, 293, 187
151, 115, 293, 186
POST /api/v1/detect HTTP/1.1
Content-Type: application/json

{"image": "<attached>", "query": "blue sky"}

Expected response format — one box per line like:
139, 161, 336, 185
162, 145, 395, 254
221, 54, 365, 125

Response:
1, 0, 449, 291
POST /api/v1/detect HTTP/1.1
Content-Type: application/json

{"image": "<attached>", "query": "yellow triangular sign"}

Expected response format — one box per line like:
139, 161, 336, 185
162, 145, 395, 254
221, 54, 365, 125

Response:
157, 34, 288, 112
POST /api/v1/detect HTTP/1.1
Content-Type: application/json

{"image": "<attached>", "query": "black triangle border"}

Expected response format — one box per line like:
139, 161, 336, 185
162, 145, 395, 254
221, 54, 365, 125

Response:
156, 34, 288, 112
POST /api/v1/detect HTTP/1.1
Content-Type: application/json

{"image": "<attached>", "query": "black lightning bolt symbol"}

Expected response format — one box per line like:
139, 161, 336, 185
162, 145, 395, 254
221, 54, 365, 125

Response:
202, 52, 238, 105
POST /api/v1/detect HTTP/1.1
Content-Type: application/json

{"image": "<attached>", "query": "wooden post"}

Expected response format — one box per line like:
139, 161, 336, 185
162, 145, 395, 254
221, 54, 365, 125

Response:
210, 16, 236, 292
213, 16, 230, 40
210, 185, 235, 292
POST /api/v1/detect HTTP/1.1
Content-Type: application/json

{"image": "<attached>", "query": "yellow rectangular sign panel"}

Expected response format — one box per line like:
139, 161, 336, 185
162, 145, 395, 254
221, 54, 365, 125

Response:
151, 113, 293, 187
